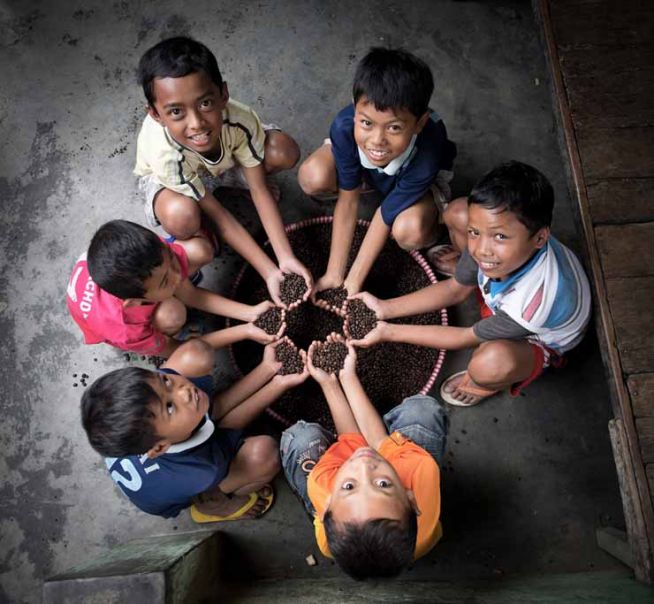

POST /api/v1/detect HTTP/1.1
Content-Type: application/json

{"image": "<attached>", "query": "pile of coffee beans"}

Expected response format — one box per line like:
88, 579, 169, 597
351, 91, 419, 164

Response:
346, 299, 377, 340
231, 223, 442, 432
275, 341, 304, 375
312, 341, 348, 374
254, 307, 283, 335
316, 286, 348, 309
280, 273, 308, 306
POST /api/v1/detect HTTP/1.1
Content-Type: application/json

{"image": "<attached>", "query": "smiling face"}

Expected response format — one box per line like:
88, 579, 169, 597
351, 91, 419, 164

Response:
467, 204, 549, 281
141, 244, 183, 301
147, 372, 210, 452
149, 69, 228, 156
353, 98, 428, 168
325, 447, 414, 524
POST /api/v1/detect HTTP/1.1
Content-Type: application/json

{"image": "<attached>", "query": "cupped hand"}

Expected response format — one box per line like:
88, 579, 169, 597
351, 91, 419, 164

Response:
272, 348, 309, 388
279, 256, 313, 301
346, 320, 388, 348
306, 340, 337, 385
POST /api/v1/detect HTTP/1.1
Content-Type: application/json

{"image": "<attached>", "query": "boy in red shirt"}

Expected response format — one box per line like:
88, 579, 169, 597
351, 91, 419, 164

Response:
280, 334, 448, 579
67, 220, 279, 358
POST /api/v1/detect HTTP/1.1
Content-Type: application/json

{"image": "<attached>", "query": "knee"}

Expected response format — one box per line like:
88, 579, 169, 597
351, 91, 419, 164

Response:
156, 194, 201, 240
392, 214, 432, 251
184, 237, 214, 271
443, 197, 468, 232
298, 157, 334, 196
153, 298, 187, 334
468, 341, 518, 385
265, 131, 300, 172
176, 339, 214, 374
248, 436, 281, 478
282, 421, 326, 449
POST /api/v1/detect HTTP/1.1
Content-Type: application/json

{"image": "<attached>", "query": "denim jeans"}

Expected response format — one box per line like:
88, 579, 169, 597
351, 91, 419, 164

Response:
279, 394, 449, 515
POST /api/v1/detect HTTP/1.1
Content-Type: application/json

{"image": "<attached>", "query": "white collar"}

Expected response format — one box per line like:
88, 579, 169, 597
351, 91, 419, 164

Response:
358, 134, 417, 175
165, 415, 215, 454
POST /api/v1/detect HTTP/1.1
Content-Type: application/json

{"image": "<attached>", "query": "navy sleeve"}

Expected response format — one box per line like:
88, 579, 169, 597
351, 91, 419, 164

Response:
380, 119, 454, 225
329, 105, 362, 191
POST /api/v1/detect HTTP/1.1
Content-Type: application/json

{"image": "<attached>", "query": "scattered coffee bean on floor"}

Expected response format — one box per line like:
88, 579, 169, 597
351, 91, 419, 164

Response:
316, 286, 347, 308
254, 307, 283, 334
346, 299, 377, 340
312, 341, 348, 374
280, 273, 308, 306
275, 341, 304, 375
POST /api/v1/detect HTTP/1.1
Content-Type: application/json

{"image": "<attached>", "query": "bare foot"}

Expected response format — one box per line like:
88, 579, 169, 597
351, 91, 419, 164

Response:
426, 244, 460, 277
441, 371, 497, 406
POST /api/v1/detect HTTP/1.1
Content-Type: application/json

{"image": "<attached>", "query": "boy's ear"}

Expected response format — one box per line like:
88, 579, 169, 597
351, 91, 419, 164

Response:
415, 111, 430, 133
147, 104, 163, 124
147, 440, 171, 459
406, 489, 421, 516
122, 298, 145, 308
319, 494, 332, 521
534, 226, 550, 249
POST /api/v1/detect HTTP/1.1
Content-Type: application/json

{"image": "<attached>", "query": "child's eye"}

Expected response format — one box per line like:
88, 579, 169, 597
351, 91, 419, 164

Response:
467, 228, 479, 238
388, 125, 403, 133
360, 119, 372, 127
494, 233, 507, 241
200, 99, 214, 109
377, 479, 391, 488
341, 481, 355, 490
169, 108, 183, 117
166, 401, 174, 415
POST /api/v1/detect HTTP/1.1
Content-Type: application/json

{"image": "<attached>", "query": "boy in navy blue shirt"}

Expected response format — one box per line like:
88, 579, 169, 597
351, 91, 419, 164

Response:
82, 338, 308, 520
299, 48, 456, 304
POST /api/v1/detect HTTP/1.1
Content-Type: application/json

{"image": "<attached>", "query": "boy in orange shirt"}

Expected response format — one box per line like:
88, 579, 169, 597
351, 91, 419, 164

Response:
280, 334, 448, 579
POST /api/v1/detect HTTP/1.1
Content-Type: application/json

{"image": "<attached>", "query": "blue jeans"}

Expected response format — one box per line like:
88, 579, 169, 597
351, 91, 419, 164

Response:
279, 395, 449, 516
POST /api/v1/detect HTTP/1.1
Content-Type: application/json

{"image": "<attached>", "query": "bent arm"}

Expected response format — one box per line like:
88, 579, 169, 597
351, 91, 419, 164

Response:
212, 362, 277, 421
384, 323, 480, 350
382, 279, 475, 320
345, 208, 389, 294
217, 379, 288, 429
325, 188, 360, 282
320, 380, 360, 435
175, 280, 258, 322
339, 374, 387, 449
198, 190, 278, 282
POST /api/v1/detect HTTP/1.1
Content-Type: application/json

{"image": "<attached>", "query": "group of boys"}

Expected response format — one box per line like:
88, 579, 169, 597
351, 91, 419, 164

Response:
68, 37, 591, 579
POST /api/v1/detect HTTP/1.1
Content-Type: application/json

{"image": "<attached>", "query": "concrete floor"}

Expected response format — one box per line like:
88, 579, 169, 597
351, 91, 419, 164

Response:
0, 0, 626, 601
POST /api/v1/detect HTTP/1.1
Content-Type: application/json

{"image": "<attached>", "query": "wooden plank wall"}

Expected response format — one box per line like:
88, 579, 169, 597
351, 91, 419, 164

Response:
539, 0, 654, 582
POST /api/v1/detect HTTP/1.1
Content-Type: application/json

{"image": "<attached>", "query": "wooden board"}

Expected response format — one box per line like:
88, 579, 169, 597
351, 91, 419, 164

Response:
576, 127, 654, 182
586, 179, 654, 225
605, 276, 654, 373
636, 418, 654, 463
595, 223, 654, 279
628, 374, 654, 418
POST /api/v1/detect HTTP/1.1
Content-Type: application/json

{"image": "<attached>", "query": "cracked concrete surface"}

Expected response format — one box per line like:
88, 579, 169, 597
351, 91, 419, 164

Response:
0, 1, 625, 601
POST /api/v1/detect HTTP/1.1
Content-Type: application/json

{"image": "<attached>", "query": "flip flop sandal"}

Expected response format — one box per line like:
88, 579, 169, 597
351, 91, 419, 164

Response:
426, 244, 460, 278
440, 370, 498, 407
190, 487, 275, 523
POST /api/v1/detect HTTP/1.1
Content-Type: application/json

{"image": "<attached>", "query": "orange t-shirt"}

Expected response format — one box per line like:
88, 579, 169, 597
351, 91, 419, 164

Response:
307, 432, 442, 559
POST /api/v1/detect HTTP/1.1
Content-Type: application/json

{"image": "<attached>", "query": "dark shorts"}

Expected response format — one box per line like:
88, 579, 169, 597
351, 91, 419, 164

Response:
279, 394, 449, 516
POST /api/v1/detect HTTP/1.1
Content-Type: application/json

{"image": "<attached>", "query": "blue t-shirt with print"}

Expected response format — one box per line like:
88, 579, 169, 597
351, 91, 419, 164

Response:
329, 104, 456, 225
104, 370, 243, 518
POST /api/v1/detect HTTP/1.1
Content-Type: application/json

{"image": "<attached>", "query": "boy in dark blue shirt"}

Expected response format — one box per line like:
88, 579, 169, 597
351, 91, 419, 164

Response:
299, 48, 456, 304
82, 338, 308, 520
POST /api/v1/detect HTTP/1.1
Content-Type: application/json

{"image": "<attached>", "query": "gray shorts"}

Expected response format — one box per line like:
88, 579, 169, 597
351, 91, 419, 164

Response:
279, 394, 449, 516
140, 122, 282, 229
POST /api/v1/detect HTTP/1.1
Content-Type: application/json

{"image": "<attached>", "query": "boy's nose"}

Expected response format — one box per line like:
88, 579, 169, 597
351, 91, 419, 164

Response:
187, 110, 204, 129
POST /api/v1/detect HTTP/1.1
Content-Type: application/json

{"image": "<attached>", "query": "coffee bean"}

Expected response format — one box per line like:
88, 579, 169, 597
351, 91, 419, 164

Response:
275, 341, 304, 375
312, 341, 348, 374
254, 307, 283, 335
346, 299, 377, 339
316, 286, 347, 308
280, 273, 308, 306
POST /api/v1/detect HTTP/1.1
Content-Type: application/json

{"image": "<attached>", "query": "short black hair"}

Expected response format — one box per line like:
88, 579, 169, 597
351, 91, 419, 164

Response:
323, 509, 418, 580
81, 367, 160, 457
352, 47, 434, 118
87, 220, 164, 299
138, 36, 224, 106
468, 161, 554, 234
